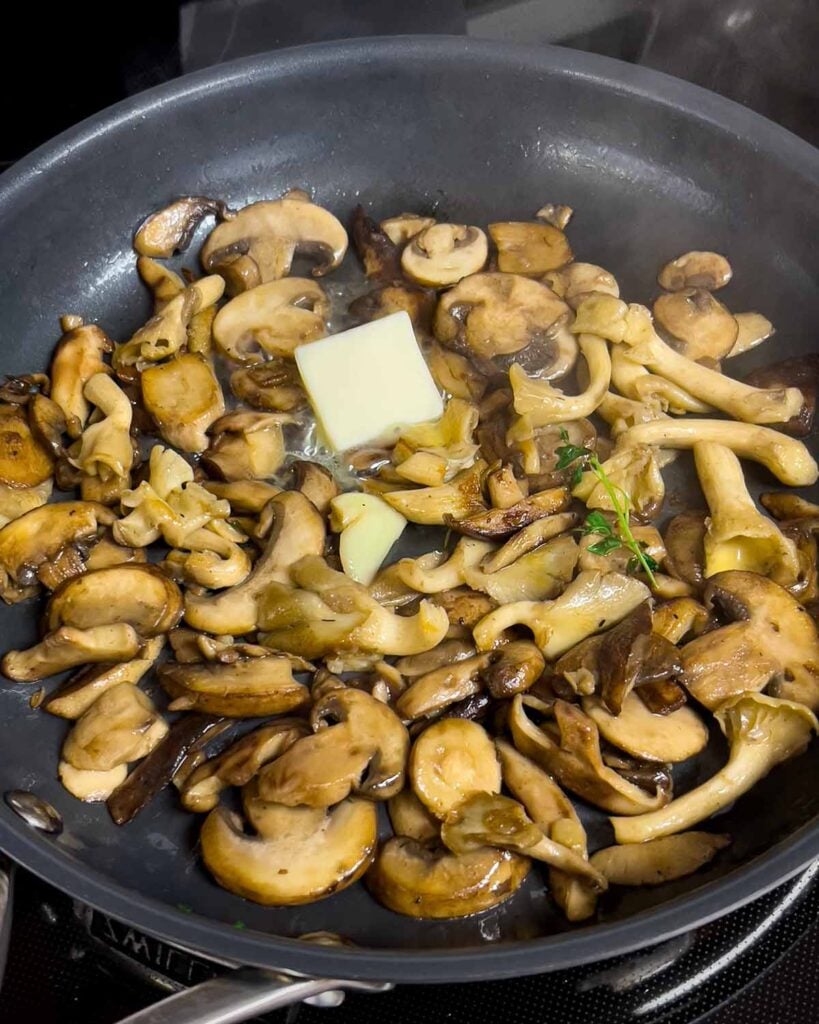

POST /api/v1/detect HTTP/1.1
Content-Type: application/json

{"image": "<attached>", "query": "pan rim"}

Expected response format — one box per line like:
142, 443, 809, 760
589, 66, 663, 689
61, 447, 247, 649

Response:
1, 34, 818, 983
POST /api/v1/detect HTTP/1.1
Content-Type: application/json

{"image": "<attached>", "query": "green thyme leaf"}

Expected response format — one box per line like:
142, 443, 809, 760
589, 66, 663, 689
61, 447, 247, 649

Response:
582, 510, 615, 537
555, 443, 589, 470
588, 536, 623, 556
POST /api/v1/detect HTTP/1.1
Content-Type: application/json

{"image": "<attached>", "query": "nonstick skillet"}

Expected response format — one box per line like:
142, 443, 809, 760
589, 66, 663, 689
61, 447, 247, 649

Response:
0, 35, 818, 1019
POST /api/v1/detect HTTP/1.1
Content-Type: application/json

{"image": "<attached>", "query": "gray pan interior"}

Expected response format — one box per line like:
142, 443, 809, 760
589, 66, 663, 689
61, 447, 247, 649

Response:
0, 36, 818, 984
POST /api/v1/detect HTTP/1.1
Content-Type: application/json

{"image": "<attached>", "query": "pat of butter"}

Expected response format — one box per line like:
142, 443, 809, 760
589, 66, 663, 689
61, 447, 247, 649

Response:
295, 311, 443, 451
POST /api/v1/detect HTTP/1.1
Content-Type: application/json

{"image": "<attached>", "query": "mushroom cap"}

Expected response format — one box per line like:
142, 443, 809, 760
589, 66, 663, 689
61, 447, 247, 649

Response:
653, 288, 738, 361
62, 682, 167, 771
657, 251, 732, 292
401, 224, 488, 288
488, 221, 572, 276
134, 196, 226, 258
141, 353, 225, 453
582, 691, 708, 763
0, 405, 54, 488
410, 718, 501, 819
159, 655, 309, 717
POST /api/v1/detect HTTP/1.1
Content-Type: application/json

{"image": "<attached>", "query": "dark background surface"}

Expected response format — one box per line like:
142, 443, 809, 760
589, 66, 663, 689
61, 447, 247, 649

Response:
0, 1, 818, 1021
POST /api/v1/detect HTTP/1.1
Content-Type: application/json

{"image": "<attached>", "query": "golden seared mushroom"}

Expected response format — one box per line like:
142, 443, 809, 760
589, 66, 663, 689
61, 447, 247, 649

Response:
69, 374, 133, 491
0, 479, 54, 532
480, 518, 579, 579
680, 570, 819, 710
292, 461, 339, 515
3, 624, 141, 682
388, 788, 440, 844
663, 512, 707, 591
230, 361, 306, 412
488, 221, 572, 276
201, 192, 348, 286
330, 493, 407, 586
160, 654, 310, 716
257, 687, 409, 806
424, 342, 487, 403
728, 311, 775, 358
401, 223, 488, 287
395, 639, 477, 678
201, 411, 293, 481
201, 798, 377, 906
481, 640, 545, 699
582, 692, 708, 763
381, 460, 487, 526
180, 719, 308, 811
59, 761, 129, 802
473, 571, 650, 659
367, 835, 529, 918
62, 682, 167, 771
612, 693, 817, 844
0, 501, 115, 603
136, 256, 185, 310
536, 203, 573, 230
544, 262, 619, 309
434, 273, 570, 369
134, 196, 228, 257
349, 205, 402, 281
392, 398, 481, 483
202, 479, 281, 514
441, 791, 606, 890
43, 637, 165, 719
591, 832, 730, 886
212, 279, 329, 362
445, 486, 570, 539
410, 718, 501, 819
433, 587, 497, 632
508, 695, 672, 815
653, 288, 738, 361
380, 212, 436, 246
141, 353, 224, 453
508, 334, 610, 427
185, 491, 325, 635
49, 322, 113, 437
657, 251, 732, 292
27, 393, 67, 462
46, 564, 183, 637
0, 404, 54, 493
396, 652, 494, 721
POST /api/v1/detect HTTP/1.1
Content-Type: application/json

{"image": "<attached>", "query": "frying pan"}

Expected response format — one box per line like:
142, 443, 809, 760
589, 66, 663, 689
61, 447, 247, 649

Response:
1, 34, 818, 1021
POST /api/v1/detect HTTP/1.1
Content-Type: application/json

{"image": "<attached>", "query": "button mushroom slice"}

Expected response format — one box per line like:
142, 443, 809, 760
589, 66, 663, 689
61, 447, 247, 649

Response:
591, 832, 731, 886
62, 682, 167, 772
46, 564, 183, 637
201, 411, 294, 482
380, 212, 437, 247
381, 460, 487, 526
441, 791, 607, 891
612, 693, 817, 844
200, 193, 348, 286
582, 692, 708, 763
27, 393, 68, 463
159, 655, 309, 717
395, 639, 477, 678
0, 404, 54, 490
474, 571, 650, 660
396, 652, 494, 721
481, 513, 579, 573
694, 442, 800, 586
657, 251, 732, 292
434, 272, 569, 366
488, 221, 572, 277
2, 623, 142, 682
543, 262, 619, 309
42, 637, 165, 719
49, 322, 113, 438
202, 479, 281, 515
59, 761, 129, 802
480, 640, 545, 699
230, 361, 307, 412
654, 288, 738, 361
201, 797, 376, 906
258, 688, 409, 806
409, 718, 500, 819
422, 341, 487, 403
401, 223, 488, 288
445, 486, 570, 540
464, 535, 579, 604
680, 570, 819, 711
726, 311, 775, 358
509, 334, 611, 427
134, 196, 229, 258
140, 353, 225, 453
509, 695, 672, 815
388, 788, 440, 845
367, 835, 529, 919
180, 719, 309, 812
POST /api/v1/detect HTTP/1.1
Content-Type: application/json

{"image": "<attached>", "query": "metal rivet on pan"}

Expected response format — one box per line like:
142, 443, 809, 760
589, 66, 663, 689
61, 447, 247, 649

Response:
5, 790, 63, 834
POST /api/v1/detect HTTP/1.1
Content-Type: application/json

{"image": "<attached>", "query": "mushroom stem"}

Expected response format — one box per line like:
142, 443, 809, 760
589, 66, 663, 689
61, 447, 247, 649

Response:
509, 334, 610, 426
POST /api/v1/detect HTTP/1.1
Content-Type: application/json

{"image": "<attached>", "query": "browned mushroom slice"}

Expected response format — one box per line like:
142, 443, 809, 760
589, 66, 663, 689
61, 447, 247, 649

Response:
141, 353, 225, 453
481, 640, 545, 698
28, 394, 68, 459
159, 655, 309, 717
445, 487, 569, 539
395, 640, 477, 678
591, 832, 730, 886
388, 788, 440, 844
488, 221, 572, 276
292, 460, 339, 514
3, 624, 141, 682
396, 652, 494, 721
380, 212, 436, 246
350, 204, 402, 281
508, 695, 672, 815
180, 719, 309, 811
62, 682, 167, 773
59, 762, 128, 802
134, 196, 227, 257
481, 514, 579, 574
432, 588, 497, 631
657, 251, 732, 292
230, 361, 307, 412
744, 355, 819, 437
485, 464, 526, 509
201, 798, 377, 906
49, 323, 113, 437
201, 411, 292, 481
0, 405, 54, 489
46, 564, 183, 637
202, 480, 281, 514
85, 533, 147, 572
663, 512, 707, 590
401, 224, 488, 287
410, 718, 501, 819
543, 262, 619, 309
367, 836, 528, 918
728, 311, 775, 358
201, 193, 348, 284
582, 691, 708, 763
350, 283, 437, 336
381, 461, 487, 526
653, 288, 738, 361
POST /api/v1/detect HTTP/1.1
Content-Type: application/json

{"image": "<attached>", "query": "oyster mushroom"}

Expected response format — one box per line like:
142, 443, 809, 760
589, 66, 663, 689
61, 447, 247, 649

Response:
582, 692, 708, 763
212, 279, 329, 362
653, 288, 738, 362
657, 251, 732, 292
410, 718, 501, 819
591, 832, 730, 885
680, 570, 819, 711
395, 640, 477, 678
611, 693, 817, 843
481, 513, 579, 573
488, 221, 572, 276
200, 193, 348, 286
202, 479, 281, 514
396, 652, 494, 721
402, 223, 488, 287
49, 322, 113, 437
136, 256, 185, 310
445, 486, 570, 539
609, 343, 712, 415
230, 361, 306, 412
200, 798, 376, 906
573, 445, 665, 519
508, 334, 610, 427
68, 374, 133, 486
62, 682, 167, 772
159, 654, 310, 716
381, 460, 487, 526
141, 352, 225, 453
2, 623, 141, 682
201, 411, 293, 481
134, 196, 228, 257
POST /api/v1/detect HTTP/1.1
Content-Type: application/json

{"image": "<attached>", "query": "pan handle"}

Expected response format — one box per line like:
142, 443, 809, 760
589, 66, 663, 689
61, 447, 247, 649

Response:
115, 966, 392, 1024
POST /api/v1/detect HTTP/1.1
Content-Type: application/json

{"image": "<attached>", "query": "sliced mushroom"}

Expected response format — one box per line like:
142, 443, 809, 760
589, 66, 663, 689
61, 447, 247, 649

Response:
680, 570, 819, 711
2, 623, 141, 682
394, 640, 477, 678
141, 353, 225, 453
59, 762, 128, 802
200, 798, 376, 905
396, 652, 494, 721
727, 311, 775, 358
481, 640, 545, 698
663, 512, 707, 591
62, 682, 167, 771
388, 788, 440, 844
596, 601, 678, 715
488, 221, 572, 276
445, 486, 569, 539
134, 196, 228, 257
591, 832, 730, 885
160, 655, 310, 716
0, 404, 54, 489
401, 224, 488, 287
380, 212, 436, 246
481, 513, 578, 573
49, 323, 113, 437
367, 835, 528, 918
28, 393, 68, 461
432, 588, 497, 631
652, 596, 710, 645
201, 411, 293, 481
657, 251, 732, 292
381, 460, 487, 526
136, 255, 185, 310
535, 203, 573, 230
582, 692, 708, 763
349, 205, 402, 281
509, 334, 610, 427
202, 479, 281, 514
653, 288, 738, 362
230, 361, 306, 412
85, 533, 147, 572
0, 480, 53, 534
543, 262, 619, 309
410, 718, 501, 819
201, 193, 348, 285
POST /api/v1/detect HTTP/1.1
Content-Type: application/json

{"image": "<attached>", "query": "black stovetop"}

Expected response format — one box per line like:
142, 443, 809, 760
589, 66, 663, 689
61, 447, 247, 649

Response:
0, 3, 817, 1022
